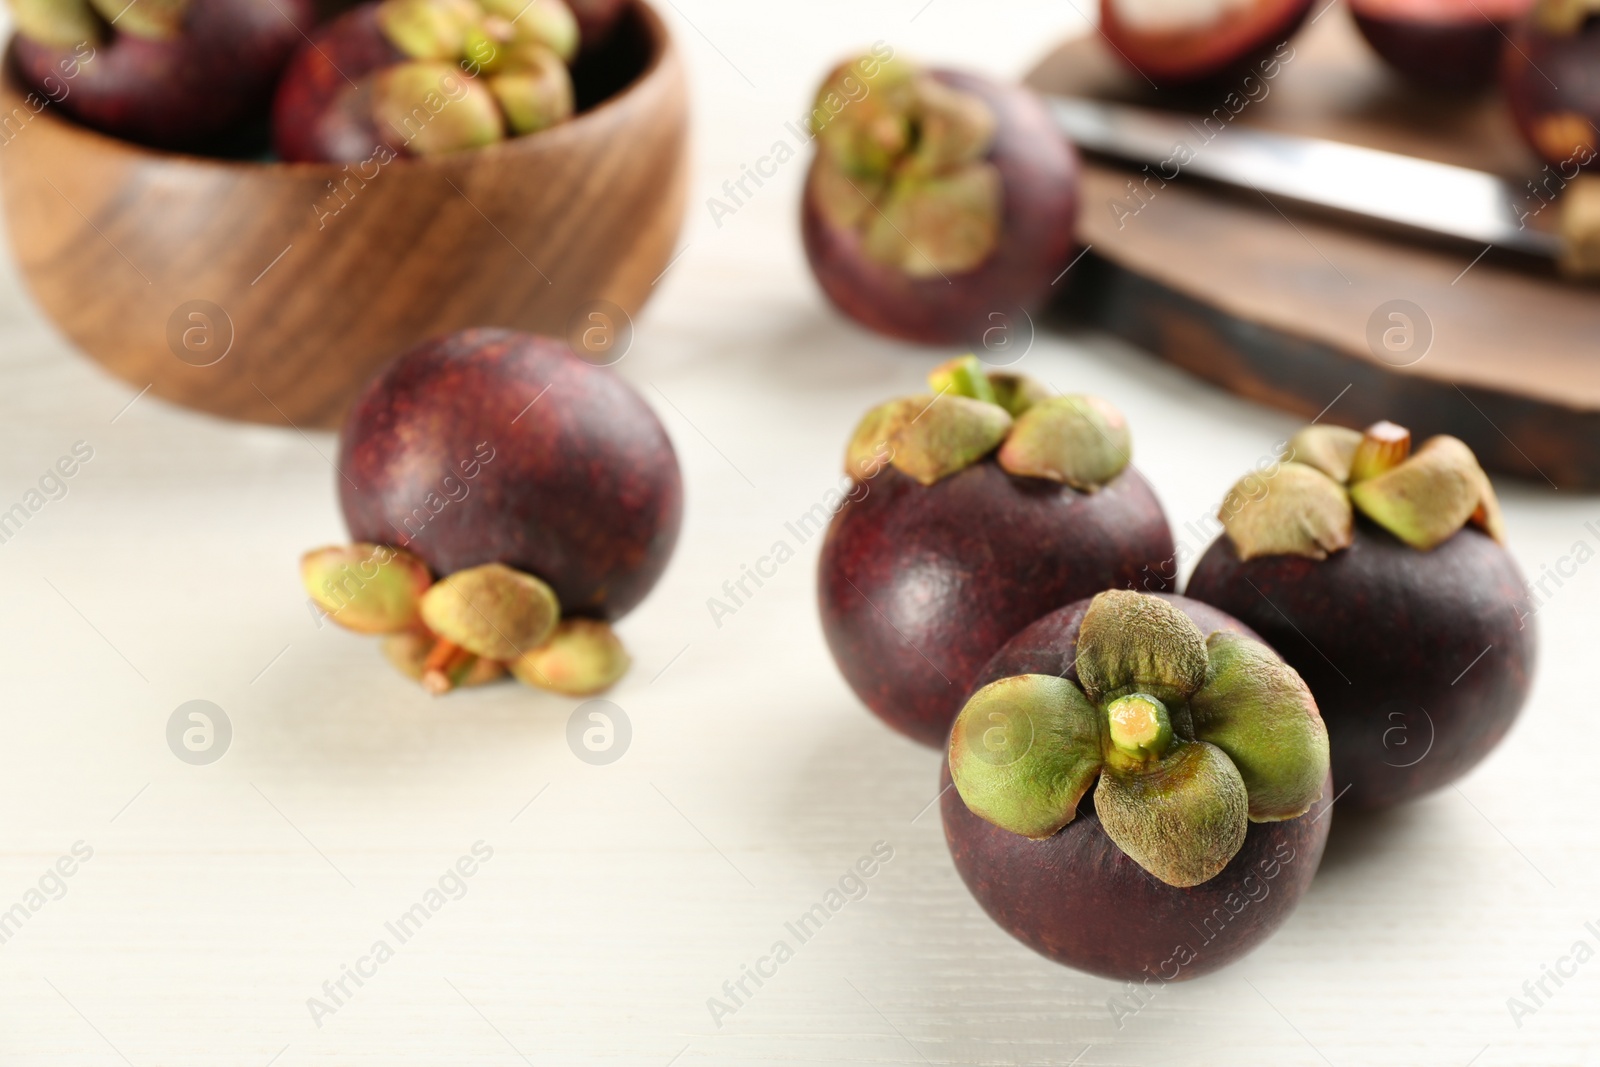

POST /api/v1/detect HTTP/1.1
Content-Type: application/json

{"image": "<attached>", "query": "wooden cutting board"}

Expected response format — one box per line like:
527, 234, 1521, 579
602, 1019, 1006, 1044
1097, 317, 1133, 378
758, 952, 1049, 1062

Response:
1025, 9, 1600, 489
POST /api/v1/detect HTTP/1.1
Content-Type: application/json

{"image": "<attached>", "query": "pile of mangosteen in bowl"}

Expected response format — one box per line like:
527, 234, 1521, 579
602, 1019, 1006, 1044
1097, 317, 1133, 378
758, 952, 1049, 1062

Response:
0, 0, 686, 427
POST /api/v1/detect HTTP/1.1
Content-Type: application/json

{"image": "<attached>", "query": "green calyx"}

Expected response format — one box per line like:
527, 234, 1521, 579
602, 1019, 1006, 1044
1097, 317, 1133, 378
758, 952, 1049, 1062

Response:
808, 53, 1002, 277
1533, 0, 1600, 35
13, 0, 193, 44
374, 0, 577, 155
949, 590, 1329, 887
1222, 421, 1505, 560
842, 355, 1132, 490
301, 542, 634, 697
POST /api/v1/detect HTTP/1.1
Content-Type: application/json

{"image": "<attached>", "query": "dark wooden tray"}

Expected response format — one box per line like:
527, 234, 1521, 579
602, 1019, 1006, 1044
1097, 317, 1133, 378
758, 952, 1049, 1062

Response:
1027, 8, 1599, 489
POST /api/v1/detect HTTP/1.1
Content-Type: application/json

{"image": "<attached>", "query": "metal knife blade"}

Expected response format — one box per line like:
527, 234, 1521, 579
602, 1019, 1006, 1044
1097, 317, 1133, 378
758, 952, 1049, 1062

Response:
1047, 95, 1563, 260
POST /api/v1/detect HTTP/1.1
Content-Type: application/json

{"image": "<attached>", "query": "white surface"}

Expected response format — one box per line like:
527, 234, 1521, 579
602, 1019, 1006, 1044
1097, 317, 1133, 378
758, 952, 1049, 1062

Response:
1, 3, 1597, 1065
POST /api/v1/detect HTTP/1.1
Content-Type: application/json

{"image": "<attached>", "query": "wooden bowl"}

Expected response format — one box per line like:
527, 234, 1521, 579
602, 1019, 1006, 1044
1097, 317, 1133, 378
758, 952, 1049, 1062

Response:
0, 1, 688, 427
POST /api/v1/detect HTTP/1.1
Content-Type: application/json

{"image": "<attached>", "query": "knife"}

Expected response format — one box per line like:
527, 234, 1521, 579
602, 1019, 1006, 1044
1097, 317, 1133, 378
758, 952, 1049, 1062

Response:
1047, 95, 1568, 264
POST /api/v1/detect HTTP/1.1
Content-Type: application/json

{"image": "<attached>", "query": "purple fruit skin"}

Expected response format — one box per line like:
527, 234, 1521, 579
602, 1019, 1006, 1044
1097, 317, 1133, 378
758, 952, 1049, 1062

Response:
941, 594, 1332, 981
1503, 11, 1600, 167
1351, 9, 1512, 93
338, 328, 682, 621
13, 0, 312, 149
1186, 519, 1535, 809
818, 461, 1174, 747
801, 70, 1079, 346
271, 4, 402, 163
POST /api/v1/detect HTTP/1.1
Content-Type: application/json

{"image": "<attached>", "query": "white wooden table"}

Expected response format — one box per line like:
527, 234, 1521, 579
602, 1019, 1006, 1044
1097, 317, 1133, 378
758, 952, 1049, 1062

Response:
0, 3, 1595, 1063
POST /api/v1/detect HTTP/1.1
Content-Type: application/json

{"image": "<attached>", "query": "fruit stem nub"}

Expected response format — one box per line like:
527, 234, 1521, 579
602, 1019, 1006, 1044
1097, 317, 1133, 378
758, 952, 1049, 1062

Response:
1106, 693, 1173, 761
927, 354, 997, 405
1349, 421, 1412, 484
422, 637, 471, 695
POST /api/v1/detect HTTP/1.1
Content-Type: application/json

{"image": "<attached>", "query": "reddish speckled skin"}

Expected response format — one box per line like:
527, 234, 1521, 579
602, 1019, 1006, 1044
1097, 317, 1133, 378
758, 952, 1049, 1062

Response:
12, 0, 311, 149
338, 328, 682, 621
1503, 12, 1600, 167
818, 461, 1174, 747
941, 595, 1331, 981
1186, 519, 1535, 809
271, 4, 403, 163
800, 70, 1079, 346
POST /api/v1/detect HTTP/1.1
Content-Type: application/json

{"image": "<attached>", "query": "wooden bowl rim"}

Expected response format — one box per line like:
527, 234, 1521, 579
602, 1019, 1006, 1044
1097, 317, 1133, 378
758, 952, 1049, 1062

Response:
0, 0, 676, 175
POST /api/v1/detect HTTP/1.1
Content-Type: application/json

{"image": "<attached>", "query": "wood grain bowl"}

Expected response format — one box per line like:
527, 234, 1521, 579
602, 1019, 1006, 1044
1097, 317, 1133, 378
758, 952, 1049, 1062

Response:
0, 0, 688, 427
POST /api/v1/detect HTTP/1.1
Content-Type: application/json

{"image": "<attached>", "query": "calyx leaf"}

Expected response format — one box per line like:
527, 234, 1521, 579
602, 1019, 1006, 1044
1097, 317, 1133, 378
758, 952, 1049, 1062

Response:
997, 394, 1131, 491
1075, 590, 1209, 706
811, 54, 1003, 277
862, 163, 1001, 277
13, 0, 105, 45
888, 394, 1011, 485
1191, 632, 1329, 821
302, 543, 432, 635
1220, 461, 1354, 561
418, 562, 560, 660
1349, 435, 1490, 551
949, 674, 1103, 839
88, 0, 184, 37
987, 371, 1050, 417
488, 47, 575, 135
845, 395, 928, 481
510, 618, 631, 695
1238, 421, 1503, 558
1094, 742, 1249, 888
927, 354, 997, 404
374, 61, 505, 156
1285, 424, 1361, 482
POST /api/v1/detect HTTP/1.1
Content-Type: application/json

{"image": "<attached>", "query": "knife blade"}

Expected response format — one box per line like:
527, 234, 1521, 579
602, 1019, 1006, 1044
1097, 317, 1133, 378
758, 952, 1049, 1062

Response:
1047, 95, 1564, 261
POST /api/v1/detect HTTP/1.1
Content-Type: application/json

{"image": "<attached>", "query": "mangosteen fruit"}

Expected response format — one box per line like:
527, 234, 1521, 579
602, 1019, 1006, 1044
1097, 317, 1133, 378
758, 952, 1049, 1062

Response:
943, 589, 1331, 980
9, 0, 312, 149
1503, 0, 1600, 167
1098, 0, 1310, 87
1185, 421, 1535, 809
1350, 0, 1533, 93
271, 0, 580, 162
800, 51, 1079, 346
818, 355, 1175, 747
565, 0, 626, 51
301, 327, 680, 696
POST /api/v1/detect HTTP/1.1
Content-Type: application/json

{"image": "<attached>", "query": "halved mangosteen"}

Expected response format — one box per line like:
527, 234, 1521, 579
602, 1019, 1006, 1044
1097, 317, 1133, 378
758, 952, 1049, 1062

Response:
1099, 0, 1311, 87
